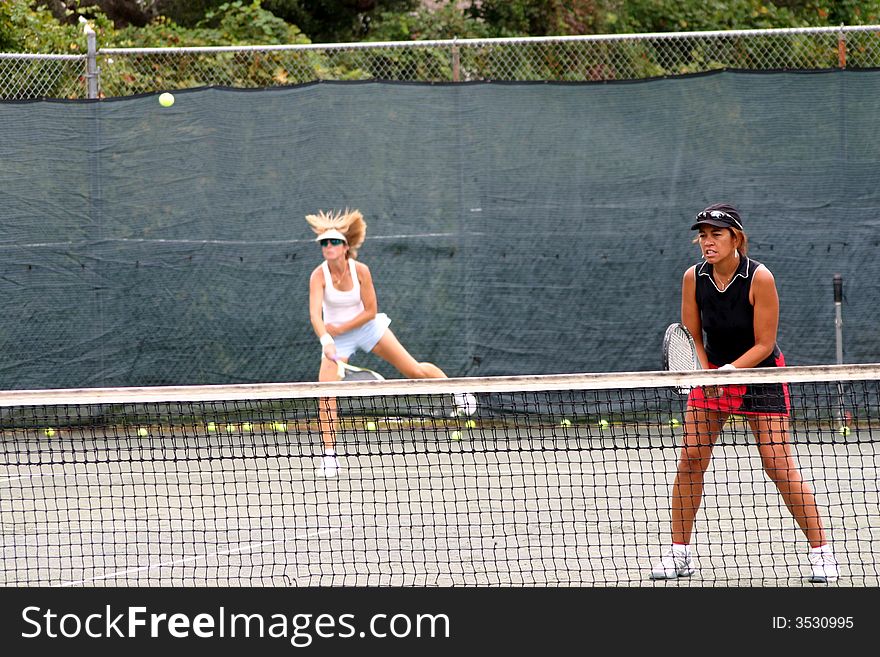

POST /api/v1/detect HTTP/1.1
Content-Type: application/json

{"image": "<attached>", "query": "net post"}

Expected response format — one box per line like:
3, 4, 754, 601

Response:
833, 273, 843, 365
81, 17, 99, 99
837, 26, 846, 69
451, 38, 460, 82
833, 273, 846, 427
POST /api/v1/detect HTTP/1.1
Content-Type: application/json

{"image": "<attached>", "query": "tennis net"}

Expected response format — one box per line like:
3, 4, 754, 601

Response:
1, 364, 877, 587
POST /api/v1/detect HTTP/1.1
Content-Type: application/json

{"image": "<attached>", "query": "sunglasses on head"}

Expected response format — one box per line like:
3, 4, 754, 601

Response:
696, 210, 743, 230
320, 238, 346, 247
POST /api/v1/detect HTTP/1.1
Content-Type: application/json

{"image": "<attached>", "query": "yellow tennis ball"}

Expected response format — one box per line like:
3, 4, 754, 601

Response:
598, 418, 609, 429
669, 418, 681, 427
465, 419, 477, 429
158, 92, 174, 107
206, 421, 217, 432
365, 421, 377, 431
559, 418, 572, 428
450, 430, 463, 441
273, 422, 287, 432
838, 425, 851, 436
137, 427, 149, 437
43, 428, 56, 437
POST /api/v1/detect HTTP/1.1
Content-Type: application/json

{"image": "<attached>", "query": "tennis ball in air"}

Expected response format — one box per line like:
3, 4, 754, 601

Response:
450, 430, 463, 441
137, 427, 149, 437
598, 418, 610, 429
559, 418, 572, 428
668, 418, 681, 428
838, 425, 851, 436
158, 92, 175, 107
43, 428, 56, 437
365, 421, 378, 431
206, 421, 217, 433
465, 419, 477, 429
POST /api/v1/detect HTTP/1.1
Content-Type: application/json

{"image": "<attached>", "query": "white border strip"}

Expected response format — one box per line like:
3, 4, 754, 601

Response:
0, 363, 877, 406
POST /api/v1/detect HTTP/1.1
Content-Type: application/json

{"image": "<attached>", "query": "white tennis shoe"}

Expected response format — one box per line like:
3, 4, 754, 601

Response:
650, 548, 696, 580
315, 454, 340, 478
451, 392, 477, 417
808, 547, 839, 583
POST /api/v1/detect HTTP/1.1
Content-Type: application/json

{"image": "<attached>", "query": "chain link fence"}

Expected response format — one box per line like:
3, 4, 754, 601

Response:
2, 25, 880, 100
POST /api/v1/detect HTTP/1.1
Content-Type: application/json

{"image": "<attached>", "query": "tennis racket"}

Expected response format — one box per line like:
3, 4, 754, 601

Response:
334, 358, 385, 381
662, 322, 700, 397
662, 323, 701, 372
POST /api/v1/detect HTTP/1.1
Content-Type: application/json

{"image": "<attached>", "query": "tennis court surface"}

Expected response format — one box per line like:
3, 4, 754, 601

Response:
1, 365, 877, 587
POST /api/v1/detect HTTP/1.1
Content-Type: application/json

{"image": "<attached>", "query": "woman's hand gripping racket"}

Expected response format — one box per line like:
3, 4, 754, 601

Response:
332, 357, 385, 382
663, 323, 700, 394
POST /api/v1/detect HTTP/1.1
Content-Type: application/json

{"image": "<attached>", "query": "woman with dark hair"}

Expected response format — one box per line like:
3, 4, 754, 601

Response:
650, 203, 838, 583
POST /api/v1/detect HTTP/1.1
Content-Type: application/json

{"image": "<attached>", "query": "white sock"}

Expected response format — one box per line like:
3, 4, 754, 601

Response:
811, 544, 832, 555
671, 543, 690, 556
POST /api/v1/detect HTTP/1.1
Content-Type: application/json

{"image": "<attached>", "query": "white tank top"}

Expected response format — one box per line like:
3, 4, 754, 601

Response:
322, 260, 363, 325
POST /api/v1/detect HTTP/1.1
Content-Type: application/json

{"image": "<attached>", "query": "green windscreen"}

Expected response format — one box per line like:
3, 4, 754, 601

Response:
0, 70, 877, 389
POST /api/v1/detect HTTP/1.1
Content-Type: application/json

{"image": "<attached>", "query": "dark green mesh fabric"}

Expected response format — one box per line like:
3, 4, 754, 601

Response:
0, 70, 877, 388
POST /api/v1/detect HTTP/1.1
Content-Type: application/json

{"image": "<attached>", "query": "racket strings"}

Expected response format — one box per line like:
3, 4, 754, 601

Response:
667, 333, 699, 371
344, 370, 384, 381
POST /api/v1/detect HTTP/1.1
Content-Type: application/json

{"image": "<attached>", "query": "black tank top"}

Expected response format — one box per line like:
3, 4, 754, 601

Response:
694, 256, 781, 368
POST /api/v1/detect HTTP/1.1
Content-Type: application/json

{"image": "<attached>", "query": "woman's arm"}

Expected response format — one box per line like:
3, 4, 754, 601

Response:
681, 266, 710, 369
734, 266, 779, 368
309, 267, 336, 359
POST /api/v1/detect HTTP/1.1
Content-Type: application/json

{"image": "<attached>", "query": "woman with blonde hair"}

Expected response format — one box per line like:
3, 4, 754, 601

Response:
307, 208, 475, 477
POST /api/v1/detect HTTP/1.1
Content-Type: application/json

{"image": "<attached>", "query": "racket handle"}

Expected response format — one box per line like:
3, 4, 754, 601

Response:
833, 273, 843, 303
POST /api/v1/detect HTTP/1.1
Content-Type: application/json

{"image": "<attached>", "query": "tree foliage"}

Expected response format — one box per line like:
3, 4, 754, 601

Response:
261, 1, 418, 43
1, 1, 310, 51
465, 0, 604, 37
366, 2, 494, 41
459, 0, 880, 37
5, 0, 880, 54
1, 0, 80, 51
